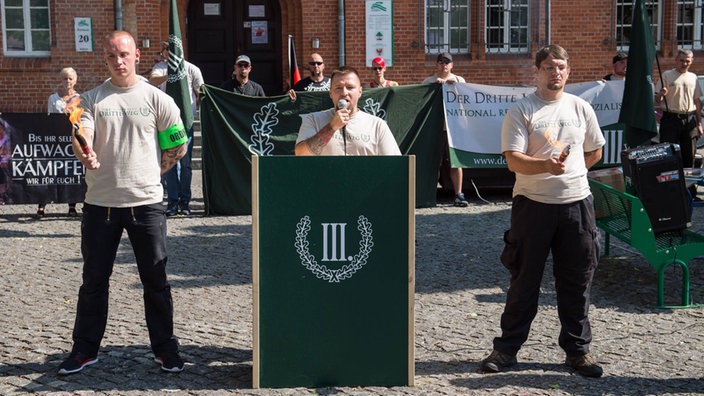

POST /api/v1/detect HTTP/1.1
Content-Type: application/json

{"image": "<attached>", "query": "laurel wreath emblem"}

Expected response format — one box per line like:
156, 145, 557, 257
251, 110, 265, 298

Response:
294, 215, 374, 283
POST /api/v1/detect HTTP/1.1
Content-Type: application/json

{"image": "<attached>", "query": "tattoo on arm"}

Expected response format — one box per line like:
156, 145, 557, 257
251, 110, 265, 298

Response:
304, 124, 335, 155
160, 143, 187, 175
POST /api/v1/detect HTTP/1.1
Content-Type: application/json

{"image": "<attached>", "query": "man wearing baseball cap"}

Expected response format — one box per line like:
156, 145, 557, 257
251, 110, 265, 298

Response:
603, 52, 627, 81
422, 52, 469, 207
220, 54, 266, 96
367, 56, 398, 88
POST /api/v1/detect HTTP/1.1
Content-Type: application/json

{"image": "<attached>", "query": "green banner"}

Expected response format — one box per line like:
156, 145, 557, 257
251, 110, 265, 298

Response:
200, 84, 443, 215
253, 156, 414, 388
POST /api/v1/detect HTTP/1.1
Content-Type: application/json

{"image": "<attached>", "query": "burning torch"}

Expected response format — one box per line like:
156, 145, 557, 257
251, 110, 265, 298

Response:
65, 98, 90, 155
543, 127, 571, 163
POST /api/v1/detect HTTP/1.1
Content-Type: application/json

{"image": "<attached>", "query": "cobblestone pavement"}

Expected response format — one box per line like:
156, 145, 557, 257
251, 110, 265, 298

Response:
1, 170, 703, 395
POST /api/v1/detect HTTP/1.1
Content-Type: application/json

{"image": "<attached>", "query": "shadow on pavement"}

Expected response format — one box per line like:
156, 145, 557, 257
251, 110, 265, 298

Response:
3, 344, 253, 393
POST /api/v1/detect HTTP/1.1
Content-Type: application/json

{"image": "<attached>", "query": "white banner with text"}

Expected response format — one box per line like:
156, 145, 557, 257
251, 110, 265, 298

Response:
444, 80, 627, 168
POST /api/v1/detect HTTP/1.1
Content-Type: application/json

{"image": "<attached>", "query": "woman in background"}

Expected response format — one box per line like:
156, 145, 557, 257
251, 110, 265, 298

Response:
38, 67, 80, 218
367, 57, 398, 88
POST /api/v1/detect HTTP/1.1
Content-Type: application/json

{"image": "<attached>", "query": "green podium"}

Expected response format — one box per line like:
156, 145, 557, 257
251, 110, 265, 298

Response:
252, 156, 415, 388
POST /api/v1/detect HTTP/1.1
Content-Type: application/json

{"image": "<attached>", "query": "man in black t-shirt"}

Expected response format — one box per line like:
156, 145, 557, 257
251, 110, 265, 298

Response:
288, 53, 331, 100
220, 54, 265, 97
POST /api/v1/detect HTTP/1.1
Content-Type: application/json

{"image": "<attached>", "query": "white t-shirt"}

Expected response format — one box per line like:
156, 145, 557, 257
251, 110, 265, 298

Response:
80, 80, 183, 207
48, 92, 80, 114
296, 108, 401, 156
150, 60, 204, 117
502, 92, 605, 204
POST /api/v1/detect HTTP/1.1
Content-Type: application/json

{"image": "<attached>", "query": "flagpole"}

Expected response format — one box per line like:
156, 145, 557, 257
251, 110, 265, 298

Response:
654, 53, 669, 112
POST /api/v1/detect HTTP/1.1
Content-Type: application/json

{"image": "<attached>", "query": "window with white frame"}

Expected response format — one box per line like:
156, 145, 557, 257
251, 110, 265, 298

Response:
425, 0, 470, 55
1, 0, 51, 56
677, 0, 704, 50
615, 0, 660, 50
485, 0, 529, 54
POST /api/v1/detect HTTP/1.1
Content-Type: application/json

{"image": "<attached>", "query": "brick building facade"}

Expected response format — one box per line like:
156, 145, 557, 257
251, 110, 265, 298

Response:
1, 0, 702, 112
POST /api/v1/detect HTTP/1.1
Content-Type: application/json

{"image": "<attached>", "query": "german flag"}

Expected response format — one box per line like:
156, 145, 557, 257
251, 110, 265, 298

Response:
288, 35, 301, 90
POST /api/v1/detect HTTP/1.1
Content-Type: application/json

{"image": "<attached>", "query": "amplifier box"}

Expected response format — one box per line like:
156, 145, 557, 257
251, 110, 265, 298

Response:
621, 143, 691, 234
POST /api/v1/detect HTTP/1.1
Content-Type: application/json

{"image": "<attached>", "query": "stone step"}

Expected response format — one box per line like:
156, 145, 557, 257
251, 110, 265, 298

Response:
192, 119, 202, 170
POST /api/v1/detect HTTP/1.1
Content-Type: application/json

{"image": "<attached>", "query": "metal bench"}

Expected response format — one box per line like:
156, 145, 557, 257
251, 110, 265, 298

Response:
589, 179, 704, 308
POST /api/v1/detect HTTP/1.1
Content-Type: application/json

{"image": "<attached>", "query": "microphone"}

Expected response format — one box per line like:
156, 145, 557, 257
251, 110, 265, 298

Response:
337, 99, 349, 154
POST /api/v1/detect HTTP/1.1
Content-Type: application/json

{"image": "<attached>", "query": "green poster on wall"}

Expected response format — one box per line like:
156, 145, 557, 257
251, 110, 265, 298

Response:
252, 155, 415, 388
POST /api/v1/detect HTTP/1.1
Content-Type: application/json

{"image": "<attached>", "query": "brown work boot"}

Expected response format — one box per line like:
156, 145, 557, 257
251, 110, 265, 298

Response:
479, 350, 517, 373
565, 354, 603, 378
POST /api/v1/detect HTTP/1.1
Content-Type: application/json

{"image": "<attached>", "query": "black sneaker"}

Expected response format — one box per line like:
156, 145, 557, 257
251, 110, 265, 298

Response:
57, 351, 98, 375
179, 207, 191, 216
165, 204, 178, 217
565, 354, 603, 378
454, 193, 469, 207
479, 350, 517, 373
154, 352, 184, 372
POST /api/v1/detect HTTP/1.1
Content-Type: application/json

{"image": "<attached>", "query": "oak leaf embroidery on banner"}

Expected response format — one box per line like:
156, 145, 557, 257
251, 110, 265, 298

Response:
362, 98, 386, 120
249, 102, 280, 156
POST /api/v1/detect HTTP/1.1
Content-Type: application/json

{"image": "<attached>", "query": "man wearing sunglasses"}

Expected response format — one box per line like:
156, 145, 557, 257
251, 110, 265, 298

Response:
422, 52, 469, 207
290, 53, 331, 96
220, 54, 266, 97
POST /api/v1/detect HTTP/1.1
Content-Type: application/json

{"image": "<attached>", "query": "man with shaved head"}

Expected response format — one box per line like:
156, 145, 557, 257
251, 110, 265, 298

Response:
58, 30, 187, 375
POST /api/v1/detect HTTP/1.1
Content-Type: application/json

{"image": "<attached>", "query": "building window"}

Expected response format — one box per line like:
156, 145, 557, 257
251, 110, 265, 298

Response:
1, 0, 51, 56
615, 0, 660, 50
677, 0, 704, 50
425, 0, 470, 55
485, 0, 529, 54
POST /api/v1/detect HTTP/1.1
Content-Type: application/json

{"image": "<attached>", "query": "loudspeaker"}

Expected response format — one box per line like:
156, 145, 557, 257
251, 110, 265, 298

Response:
621, 143, 691, 234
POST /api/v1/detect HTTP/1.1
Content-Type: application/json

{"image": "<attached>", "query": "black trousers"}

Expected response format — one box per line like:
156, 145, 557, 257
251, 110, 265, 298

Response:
71, 203, 178, 357
493, 195, 600, 358
659, 111, 698, 168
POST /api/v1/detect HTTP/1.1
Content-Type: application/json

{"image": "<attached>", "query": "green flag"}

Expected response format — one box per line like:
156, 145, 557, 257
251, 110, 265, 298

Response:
165, 0, 193, 132
199, 84, 444, 215
618, 0, 658, 148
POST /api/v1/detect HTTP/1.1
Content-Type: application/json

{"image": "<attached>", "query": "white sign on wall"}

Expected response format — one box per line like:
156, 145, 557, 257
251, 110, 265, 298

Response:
365, 0, 393, 67
74, 18, 93, 52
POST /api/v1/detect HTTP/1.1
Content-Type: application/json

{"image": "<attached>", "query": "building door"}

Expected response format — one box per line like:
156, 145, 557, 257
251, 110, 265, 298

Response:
187, 0, 282, 95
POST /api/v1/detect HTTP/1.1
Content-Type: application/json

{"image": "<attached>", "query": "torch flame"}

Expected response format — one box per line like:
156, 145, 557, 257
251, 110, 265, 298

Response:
64, 96, 91, 155
65, 96, 83, 125
543, 126, 564, 150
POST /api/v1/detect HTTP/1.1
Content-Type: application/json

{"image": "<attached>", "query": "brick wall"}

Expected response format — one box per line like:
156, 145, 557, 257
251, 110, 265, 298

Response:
0, 0, 162, 112
1, 0, 703, 112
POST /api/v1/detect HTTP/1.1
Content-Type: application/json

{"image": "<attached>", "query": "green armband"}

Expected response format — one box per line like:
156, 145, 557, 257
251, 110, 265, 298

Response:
158, 122, 188, 149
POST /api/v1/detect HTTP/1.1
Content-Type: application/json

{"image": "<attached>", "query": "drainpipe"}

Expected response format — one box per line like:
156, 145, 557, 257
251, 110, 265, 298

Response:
545, 0, 550, 46
114, 0, 123, 30
338, 0, 345, 65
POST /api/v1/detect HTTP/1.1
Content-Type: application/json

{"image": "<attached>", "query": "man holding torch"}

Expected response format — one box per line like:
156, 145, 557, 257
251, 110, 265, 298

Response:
479, 45, 606, 378
58, 30, 187, 375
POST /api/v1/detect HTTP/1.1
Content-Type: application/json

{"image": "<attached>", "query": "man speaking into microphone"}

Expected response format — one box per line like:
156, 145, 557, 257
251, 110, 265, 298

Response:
295, 66, 401, 156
